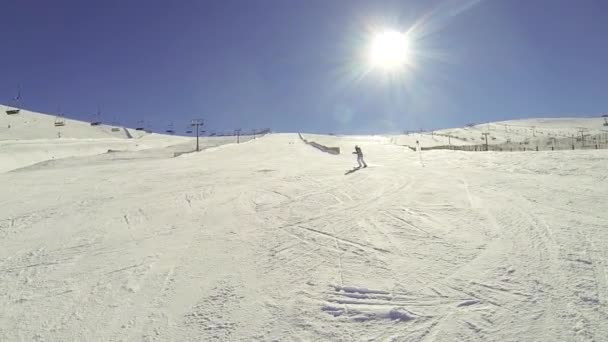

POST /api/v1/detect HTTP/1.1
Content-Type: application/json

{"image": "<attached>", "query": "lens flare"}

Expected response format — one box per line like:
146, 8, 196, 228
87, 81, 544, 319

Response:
369, 30, 410, 70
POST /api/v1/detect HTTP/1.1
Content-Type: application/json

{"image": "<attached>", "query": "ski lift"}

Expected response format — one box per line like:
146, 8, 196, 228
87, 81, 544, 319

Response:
135, 120, 145, 131
110, 116, 120, 132
185, 125, 193, 134
90, 109, 102, 126
54, 115, 65, 127
165, 122, 175, 134
6, 86, 21, 115
110, 117, 121, 131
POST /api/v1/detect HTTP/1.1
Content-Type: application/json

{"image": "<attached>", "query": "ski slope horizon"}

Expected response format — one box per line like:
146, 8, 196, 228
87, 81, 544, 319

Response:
1, 109, 608, 340
4, 102, 607, 136
2, 105, 607, 173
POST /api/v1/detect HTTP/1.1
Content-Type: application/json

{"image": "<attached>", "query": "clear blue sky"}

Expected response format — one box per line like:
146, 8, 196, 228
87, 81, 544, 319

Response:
1, 0, 607, 134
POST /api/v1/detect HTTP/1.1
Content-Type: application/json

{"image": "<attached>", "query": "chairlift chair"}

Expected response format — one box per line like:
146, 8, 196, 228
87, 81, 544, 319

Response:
6, 86, 22, 114
90, 110, 102, 126
54, 115, 65, 127
165, 122, 175, 134
135, 120, 145, 131
110, 117, 121, 131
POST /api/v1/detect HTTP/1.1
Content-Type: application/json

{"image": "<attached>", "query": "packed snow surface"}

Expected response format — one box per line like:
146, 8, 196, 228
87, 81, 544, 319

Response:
1, 111, 608, 341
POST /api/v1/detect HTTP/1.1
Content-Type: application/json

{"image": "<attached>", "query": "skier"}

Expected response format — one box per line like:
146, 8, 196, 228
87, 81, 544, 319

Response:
353, 145, 367, 168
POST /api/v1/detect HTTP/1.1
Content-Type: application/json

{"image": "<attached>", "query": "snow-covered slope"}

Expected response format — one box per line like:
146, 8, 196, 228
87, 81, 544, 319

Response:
439, 117, 607, 144
0, 105, 145, 140
0, 106, 242, 172
384, 117, 608, 148
1, 116, 608, 341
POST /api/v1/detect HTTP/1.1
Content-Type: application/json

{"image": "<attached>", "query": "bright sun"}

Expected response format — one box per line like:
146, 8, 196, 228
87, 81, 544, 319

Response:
369, 30, 410, 70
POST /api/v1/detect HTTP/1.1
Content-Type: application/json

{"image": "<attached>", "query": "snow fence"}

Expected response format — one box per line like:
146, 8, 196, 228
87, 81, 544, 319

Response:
420, 132, 608, 152
298, 133, 340, 155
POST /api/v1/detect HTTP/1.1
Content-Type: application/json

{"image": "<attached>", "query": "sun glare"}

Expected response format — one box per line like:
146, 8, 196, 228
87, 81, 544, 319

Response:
369, 30, 410, 70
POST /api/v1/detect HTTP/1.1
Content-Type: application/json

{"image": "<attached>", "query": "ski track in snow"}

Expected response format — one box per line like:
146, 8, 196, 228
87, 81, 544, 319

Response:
1, 132, 607, 341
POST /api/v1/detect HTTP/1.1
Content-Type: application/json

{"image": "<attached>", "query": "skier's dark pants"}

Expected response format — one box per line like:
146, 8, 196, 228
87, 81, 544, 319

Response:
357, 154, 367, 167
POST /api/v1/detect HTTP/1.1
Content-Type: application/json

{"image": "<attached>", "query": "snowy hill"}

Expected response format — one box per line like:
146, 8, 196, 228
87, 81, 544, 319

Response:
0, 106, 253, 172
0, 105, 144, 140
390, 117, 606, 148
302, 116, 608, 151
1, 113, 608, 341
436, 117, 608, 145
